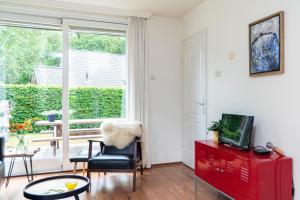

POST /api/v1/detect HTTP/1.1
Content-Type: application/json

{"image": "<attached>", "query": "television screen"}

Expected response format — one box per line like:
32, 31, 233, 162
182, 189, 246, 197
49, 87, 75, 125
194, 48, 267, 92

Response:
220, 114, 254, 149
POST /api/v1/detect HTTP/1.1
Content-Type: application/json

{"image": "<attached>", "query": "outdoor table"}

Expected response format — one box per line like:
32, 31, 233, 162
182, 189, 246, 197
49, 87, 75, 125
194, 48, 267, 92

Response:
23, 175, 89, 200
34, 118, 122, 156
35, 118, 122, 137
5, 148, 40, 187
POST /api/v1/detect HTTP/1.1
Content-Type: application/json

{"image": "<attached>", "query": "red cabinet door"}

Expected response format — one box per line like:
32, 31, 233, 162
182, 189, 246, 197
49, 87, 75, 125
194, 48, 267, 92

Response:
206, 147, 220, 189
195, 142, 212, 181
195, 142, 207, 178
235, 160, 257, 200
195, 142, 220, 189
219, 152, 239, 197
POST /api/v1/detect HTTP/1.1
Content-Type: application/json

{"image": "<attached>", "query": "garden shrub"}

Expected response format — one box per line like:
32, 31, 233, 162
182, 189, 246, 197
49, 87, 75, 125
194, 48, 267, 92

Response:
0, 84, 125, 133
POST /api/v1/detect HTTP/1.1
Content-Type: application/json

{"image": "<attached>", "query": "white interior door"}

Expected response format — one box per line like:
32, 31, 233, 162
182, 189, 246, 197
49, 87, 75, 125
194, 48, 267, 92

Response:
182, 31, 207, 169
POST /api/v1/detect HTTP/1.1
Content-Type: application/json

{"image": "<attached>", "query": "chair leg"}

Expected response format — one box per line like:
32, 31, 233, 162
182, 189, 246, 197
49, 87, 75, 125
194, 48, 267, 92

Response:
82, 162, 86, 176
140, 165, 143, 175
73, 162, 77, 174
133, 169, 136, 192
104, 171, 106, 176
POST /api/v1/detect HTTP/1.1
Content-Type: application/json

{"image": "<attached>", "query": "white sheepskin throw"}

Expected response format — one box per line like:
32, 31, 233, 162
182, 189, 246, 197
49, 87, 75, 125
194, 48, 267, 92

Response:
100, 121, 143, 149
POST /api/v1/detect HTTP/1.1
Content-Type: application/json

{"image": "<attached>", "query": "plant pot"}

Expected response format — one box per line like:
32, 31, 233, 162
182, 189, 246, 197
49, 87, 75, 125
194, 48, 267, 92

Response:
213, 131, 219, 143
48, 114, 56, 122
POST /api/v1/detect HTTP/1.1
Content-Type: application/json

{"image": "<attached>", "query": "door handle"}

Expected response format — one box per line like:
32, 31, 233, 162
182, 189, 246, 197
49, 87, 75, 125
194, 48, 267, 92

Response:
196, 102, 205, 106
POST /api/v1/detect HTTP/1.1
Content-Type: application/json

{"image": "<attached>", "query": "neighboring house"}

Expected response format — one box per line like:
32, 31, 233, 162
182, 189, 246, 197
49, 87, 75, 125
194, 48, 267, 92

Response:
31, 49, 127, 87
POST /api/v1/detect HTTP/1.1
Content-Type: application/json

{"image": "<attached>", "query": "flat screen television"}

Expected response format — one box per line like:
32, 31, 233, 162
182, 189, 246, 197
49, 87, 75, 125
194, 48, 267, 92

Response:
219, 114, 254, 150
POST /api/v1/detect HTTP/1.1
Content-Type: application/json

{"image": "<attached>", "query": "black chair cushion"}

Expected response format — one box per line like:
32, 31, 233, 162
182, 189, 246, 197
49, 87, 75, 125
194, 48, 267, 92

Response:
70, 150, 99, 162
88, 155, 133, 170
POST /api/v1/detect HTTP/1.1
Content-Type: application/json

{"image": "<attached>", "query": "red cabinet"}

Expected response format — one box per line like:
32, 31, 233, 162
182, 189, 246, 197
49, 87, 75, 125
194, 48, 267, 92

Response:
195, 140, 293, 200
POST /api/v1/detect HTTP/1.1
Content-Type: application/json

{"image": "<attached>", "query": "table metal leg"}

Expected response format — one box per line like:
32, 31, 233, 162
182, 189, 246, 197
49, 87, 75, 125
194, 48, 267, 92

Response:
53, 141, 57, 157
30, 157, 34, 181
6, 157, 16, 187
23, 157, 30, 182
74, 194, 79, 200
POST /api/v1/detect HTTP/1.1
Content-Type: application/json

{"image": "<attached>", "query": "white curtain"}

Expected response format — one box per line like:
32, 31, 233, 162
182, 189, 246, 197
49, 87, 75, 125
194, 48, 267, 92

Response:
127, 17, 151, 167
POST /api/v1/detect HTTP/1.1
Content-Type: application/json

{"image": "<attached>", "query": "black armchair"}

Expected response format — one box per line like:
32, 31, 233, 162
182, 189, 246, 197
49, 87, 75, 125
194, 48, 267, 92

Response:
87, 138, 143, 192
0, 136, 5, 187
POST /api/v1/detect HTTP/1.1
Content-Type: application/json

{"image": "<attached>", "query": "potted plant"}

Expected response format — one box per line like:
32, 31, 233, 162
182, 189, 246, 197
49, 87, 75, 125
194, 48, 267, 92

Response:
41, 110, 61, 122
208, 120, 223, 143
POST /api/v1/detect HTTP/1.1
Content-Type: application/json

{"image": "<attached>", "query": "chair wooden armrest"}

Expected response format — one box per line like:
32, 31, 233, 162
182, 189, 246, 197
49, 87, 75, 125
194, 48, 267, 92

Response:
132, 140, 142, 163
88, 140, 104, 159
87, 139, 101, 143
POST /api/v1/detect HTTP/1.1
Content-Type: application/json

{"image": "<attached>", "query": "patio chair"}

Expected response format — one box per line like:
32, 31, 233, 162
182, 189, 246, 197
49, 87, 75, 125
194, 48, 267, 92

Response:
87, 137, 143, 192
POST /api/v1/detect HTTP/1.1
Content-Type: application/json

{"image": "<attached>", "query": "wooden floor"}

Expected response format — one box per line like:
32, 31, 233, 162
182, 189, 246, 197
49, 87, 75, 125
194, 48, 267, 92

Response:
0, 163, 229, 200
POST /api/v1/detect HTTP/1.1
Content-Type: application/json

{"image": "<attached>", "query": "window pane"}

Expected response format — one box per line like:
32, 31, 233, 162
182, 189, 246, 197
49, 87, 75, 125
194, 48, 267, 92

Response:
68, 30, 127, 157
0, 25, 63, 174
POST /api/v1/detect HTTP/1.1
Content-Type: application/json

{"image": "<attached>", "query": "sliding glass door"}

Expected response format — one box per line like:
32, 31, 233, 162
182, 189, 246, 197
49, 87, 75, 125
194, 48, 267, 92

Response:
0, 17, 128, 174
0, 24, 64, 174
62, 22, 128, 170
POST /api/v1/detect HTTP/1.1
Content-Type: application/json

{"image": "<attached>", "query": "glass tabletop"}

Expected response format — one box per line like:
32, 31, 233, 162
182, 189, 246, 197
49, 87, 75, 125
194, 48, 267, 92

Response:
24, 176, 89, 196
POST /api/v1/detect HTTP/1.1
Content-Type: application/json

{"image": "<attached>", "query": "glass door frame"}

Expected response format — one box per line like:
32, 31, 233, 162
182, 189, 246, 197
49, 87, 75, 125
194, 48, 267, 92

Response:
0, 13, 128, 174
0, 21, 64, 175
61, 18, 128, 170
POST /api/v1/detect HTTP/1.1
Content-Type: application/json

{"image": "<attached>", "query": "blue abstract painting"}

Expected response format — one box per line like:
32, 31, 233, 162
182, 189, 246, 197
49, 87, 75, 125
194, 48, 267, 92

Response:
250, 15, 282, 75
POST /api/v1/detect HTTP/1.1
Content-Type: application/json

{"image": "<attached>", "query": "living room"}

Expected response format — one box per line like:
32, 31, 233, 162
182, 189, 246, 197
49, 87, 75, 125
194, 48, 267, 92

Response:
0, 0, 299, 199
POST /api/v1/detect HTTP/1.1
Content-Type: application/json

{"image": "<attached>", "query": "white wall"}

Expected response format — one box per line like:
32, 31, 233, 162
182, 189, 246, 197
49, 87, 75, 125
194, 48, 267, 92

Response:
182, 0, 300, 198
148, 16, 183, 164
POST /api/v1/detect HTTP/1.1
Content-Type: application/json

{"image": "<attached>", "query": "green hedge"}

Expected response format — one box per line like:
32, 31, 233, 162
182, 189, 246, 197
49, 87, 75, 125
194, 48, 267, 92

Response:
0, 84, 125, 132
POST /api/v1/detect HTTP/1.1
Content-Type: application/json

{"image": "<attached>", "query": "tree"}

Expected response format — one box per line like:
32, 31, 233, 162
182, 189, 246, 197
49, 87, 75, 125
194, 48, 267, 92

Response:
0, 26, 126, 84
70, 33, 126, 55
0, 26, 62, 84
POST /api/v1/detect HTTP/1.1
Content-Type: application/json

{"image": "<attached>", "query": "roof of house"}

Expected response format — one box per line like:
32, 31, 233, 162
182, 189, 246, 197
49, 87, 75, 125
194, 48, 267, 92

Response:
32, 50, 127, 87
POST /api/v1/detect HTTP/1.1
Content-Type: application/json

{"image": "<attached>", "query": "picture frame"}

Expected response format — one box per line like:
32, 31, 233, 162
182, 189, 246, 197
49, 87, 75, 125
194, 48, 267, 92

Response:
249, 11, 284, 77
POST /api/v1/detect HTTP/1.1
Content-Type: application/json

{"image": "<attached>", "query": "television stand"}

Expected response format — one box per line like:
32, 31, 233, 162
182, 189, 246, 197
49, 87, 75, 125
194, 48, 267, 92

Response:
195, 140, 293, 200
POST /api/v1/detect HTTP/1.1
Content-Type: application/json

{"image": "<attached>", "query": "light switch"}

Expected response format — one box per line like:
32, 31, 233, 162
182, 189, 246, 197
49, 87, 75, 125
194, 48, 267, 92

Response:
214, 71, 222, 77
150, 74, 156, 80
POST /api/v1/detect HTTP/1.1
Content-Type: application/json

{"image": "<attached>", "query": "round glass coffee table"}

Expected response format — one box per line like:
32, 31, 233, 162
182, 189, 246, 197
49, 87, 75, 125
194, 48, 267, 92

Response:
23, 175, 89, 200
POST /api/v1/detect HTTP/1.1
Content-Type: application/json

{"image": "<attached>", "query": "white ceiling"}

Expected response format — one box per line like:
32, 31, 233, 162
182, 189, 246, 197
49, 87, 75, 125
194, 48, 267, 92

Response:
54, 0, 205, 18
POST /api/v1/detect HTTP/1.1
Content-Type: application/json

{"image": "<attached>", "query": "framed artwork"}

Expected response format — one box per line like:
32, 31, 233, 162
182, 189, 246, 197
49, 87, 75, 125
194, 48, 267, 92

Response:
249, 11, 284, 77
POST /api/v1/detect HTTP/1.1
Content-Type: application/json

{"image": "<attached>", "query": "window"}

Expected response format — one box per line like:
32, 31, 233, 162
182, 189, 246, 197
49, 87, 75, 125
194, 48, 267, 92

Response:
0, 15, 129, 174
